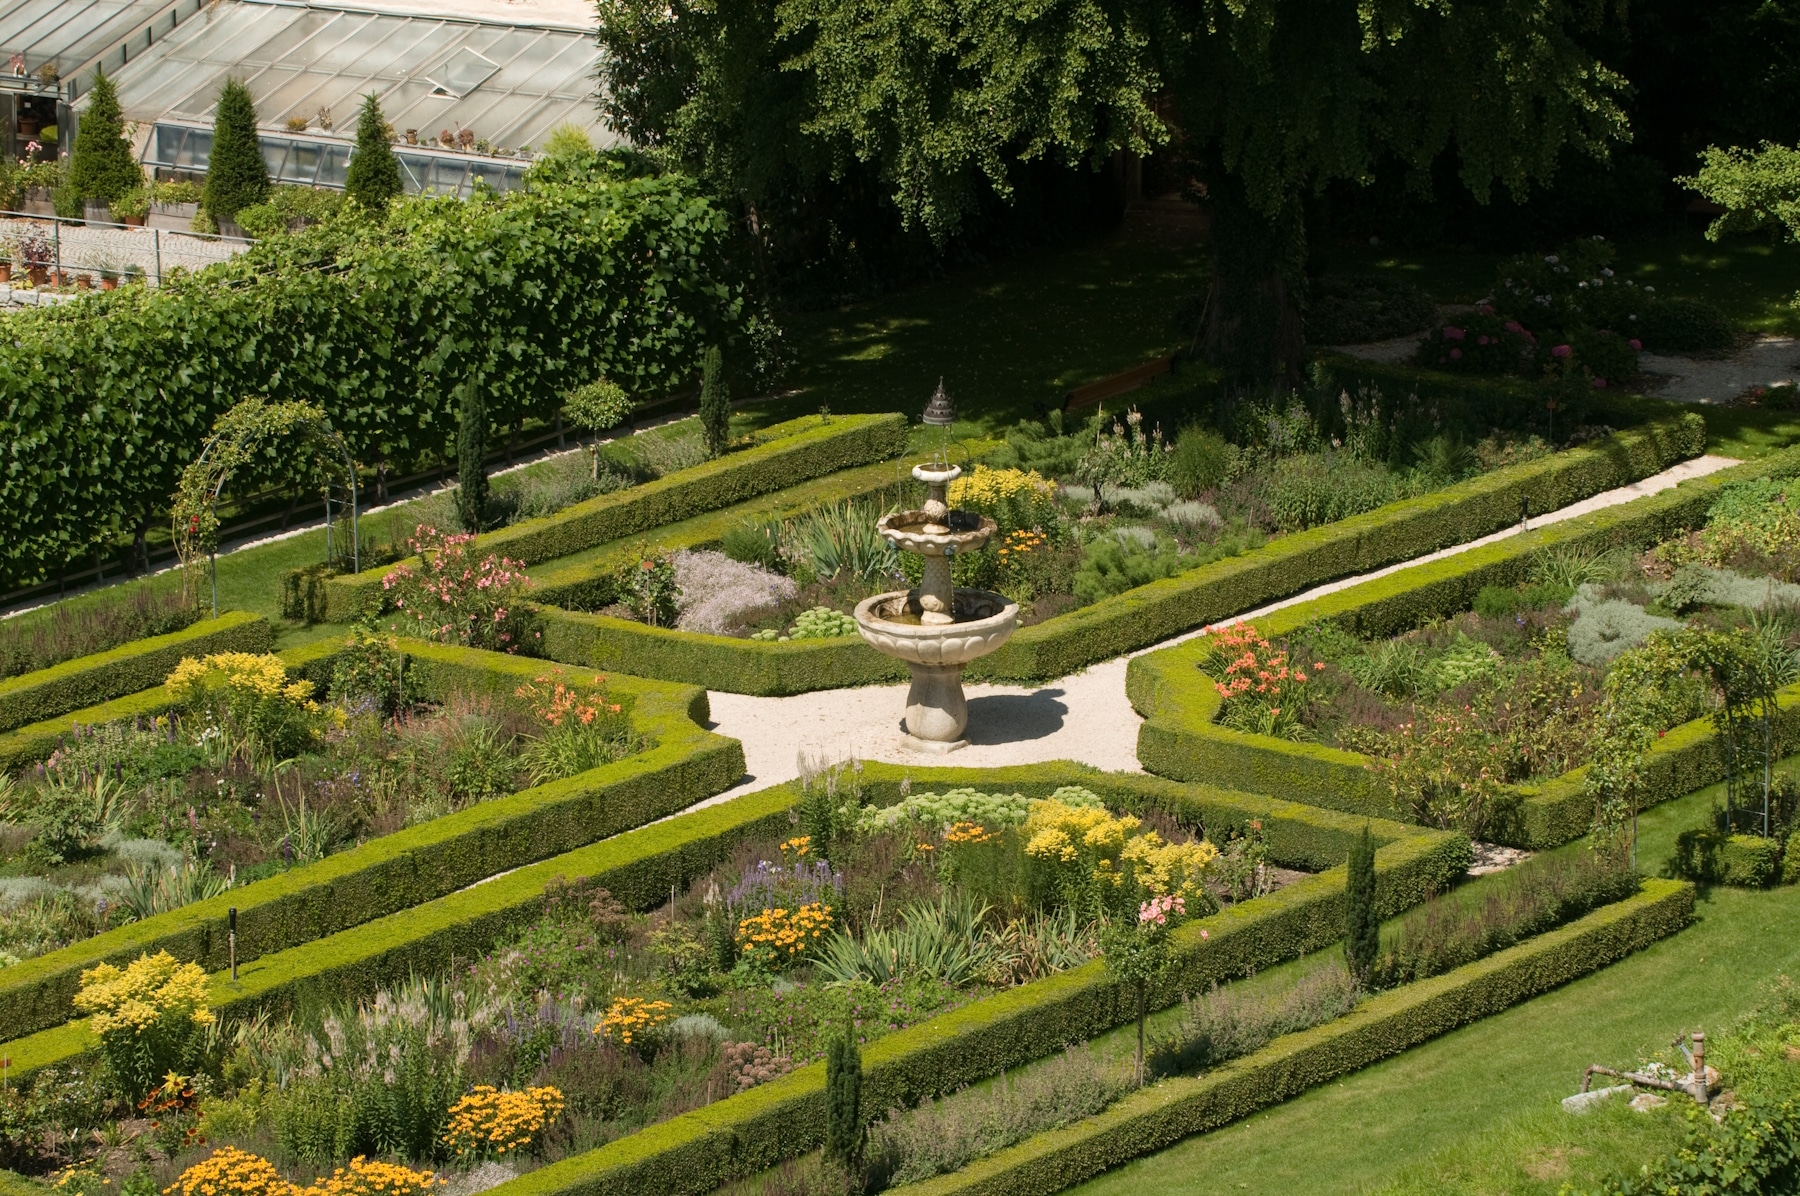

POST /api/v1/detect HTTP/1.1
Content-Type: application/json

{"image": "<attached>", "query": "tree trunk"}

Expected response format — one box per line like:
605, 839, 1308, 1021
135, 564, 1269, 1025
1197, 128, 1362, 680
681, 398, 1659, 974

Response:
1199, 171, 1307, 387
1135, 983, 1146, 1087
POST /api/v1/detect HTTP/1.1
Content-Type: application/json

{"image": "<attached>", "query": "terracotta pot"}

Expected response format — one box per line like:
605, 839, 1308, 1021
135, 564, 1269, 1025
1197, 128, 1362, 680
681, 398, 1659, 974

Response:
26, 265, 46, 288
74, 274, 91, 291
124, 215, 145, 228
0, 263, 11, 283
17, 118, 39, 137
99, 276, 117, 291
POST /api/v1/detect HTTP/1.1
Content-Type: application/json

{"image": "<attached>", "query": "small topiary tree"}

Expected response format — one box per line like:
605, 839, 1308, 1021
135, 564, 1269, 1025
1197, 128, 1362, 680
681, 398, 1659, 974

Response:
699, 345, 731, 457
69, 68, 143, 207
456, 386, 488, 533
344, 92, 402, 211
1344, 824, 1378, 987
564, 379, 632, 478
203, 79, 269, 225
823, 1025, 864, 1179
1104, 894, 1184, 1085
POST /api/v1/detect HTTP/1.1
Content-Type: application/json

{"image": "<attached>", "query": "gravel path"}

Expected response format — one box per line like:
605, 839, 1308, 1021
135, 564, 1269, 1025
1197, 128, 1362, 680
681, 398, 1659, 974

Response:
696, 454, 1740, 807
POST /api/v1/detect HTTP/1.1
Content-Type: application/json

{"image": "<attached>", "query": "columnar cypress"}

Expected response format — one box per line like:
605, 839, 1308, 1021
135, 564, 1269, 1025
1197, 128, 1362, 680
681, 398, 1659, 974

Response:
344, 93, 403, 210
69, 69, 142, 205
1344, 824, 1379, 986
203, 79, 269, 223
456, 387, 488, 533
823, 1028, 864, 1175
699, 346, 730, 457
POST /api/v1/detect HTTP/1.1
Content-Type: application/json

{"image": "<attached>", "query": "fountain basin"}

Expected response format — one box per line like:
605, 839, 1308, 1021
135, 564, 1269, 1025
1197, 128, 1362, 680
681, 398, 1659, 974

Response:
853, 589, 1018, 666
877, 509, 995, 556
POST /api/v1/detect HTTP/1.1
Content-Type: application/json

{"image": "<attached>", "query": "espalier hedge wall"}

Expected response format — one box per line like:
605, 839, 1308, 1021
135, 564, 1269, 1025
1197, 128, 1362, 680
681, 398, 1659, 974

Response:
890, 879, 1696, 1196
525, 417, 1703, 693
1129, 446, 1800, 847
0, 639, 743, 1043
322, 412, 910, 622
0, 611, 269, 733
0, 764, 1465, 1139
0, 171, 759, 591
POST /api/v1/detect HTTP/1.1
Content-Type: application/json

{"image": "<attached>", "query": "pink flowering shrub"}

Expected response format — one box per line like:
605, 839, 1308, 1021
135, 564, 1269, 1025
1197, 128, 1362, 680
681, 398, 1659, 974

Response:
1415, 311, 1533, 375
380, 524, 537, 652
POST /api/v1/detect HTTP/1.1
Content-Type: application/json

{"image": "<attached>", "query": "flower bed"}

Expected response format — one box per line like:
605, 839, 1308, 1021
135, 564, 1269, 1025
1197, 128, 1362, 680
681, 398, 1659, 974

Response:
1129, 445, 1800, 847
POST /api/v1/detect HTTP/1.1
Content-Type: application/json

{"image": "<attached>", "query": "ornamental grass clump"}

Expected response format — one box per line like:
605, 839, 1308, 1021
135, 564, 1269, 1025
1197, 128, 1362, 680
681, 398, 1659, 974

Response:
72, 949, 214, 1101
441, 1085, 564, 1159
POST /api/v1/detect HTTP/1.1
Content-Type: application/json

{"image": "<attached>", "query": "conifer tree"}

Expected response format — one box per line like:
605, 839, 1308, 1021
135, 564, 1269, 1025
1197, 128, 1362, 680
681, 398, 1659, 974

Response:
456, 386, 488, 532
203, 79, 268, 223
1345, 824, 1379, 986
699, 346, 731, 457
823, 1027, 864, 1176
69, 68, 142, 205
345, 92, 403, 210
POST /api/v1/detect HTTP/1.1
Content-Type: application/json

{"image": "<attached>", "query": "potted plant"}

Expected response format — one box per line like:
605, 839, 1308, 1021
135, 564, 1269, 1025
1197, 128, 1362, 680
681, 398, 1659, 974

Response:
0, 244, 12, 284
97, 261, 120, 291
18, 229, 52, 287
121, 262, 145, 286
73, 271, 91, 291
110, 187, 149, 227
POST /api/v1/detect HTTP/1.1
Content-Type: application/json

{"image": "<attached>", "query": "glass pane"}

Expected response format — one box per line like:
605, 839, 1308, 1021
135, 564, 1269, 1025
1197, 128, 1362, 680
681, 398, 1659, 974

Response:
261, 137, 290, 178
150, 123, 188, 167
175, 127, 212, 170
281, 140, 324, 185
466, 159, 510, 193
316, 146, 351, 188
395, 152, 434, 194
423, 156, 467, 195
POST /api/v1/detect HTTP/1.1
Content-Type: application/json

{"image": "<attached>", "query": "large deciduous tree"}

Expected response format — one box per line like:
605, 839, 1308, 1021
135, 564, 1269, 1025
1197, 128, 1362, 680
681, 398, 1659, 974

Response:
604, 0, 1631, 382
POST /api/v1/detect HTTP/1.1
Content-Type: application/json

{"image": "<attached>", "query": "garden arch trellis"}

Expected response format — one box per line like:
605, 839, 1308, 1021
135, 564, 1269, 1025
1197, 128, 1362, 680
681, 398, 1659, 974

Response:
173, 398, 359, 617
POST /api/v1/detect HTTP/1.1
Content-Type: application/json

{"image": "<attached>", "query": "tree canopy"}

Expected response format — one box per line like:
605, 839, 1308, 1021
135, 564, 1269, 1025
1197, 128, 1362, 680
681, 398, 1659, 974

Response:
69, 68, 143, 205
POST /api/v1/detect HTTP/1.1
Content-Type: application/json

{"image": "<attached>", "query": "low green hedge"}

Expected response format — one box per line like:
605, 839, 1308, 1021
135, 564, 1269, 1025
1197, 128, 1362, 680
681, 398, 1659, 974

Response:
0, 611, 270, 733
0, 640, 744, 1044
1129, 446, 1800, 847
457, 775, 1467, 1196
888, 877, 1695, 1196
524, 416, 1704, 693
1674, 828, 1784, 887
322, 413, 910, 622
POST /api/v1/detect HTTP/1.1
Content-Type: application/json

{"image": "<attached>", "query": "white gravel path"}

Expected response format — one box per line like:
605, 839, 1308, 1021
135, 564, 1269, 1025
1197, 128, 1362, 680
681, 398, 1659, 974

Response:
694, 453, 1741, 808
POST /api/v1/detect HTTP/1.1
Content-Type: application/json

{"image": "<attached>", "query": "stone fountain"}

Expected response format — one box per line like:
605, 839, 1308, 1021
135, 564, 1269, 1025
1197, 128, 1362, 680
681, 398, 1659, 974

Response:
853, 384, 1019, 752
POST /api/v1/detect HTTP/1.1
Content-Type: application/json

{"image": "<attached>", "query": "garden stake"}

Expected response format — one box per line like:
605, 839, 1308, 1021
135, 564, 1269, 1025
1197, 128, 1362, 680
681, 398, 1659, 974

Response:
229, 906, 237, 981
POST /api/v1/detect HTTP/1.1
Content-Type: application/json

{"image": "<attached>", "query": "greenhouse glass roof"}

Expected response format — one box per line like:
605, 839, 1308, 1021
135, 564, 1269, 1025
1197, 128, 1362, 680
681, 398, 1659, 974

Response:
0, 0, 171, 86
100, 0, 612, 154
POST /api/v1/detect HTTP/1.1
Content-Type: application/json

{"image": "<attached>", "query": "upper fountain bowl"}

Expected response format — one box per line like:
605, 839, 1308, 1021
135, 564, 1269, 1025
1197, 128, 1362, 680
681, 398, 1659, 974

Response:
877, 462, 996, 556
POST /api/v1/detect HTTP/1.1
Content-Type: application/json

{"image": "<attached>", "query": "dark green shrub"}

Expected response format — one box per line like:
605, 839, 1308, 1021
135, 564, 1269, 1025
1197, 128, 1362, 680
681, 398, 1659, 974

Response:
1471, 581, 1573, 618
458, 386, 488, 532
699, 346, 731, 458
1264, 451, 1401, 532
68, 69, 141, 205
1635, 296, 1738, 357
1673, 827, 1782, 887
1170, 426, 1233, 498
824, 1027, 864, 1171
1344, 825, 1377, 985
1570, 327, 1640, 387
343, 93, 401, 211
202, 79, 268, 223
1072, 534, 1185, 604
721, 521, 785, 572
1305, 274, 1436, 346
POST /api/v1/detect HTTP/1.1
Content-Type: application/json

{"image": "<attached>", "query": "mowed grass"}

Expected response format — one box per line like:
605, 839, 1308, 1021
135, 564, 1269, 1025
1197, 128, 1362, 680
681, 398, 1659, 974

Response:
1069, 770, 1800, 1196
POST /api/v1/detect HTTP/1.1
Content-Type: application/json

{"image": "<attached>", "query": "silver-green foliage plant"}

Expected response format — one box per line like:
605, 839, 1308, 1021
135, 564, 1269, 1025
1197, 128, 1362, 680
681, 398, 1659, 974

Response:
1566, 586, 1683, 667
1148, 958, 1360, 1077
749, 605, 855, 641
851, 785, 1103, 835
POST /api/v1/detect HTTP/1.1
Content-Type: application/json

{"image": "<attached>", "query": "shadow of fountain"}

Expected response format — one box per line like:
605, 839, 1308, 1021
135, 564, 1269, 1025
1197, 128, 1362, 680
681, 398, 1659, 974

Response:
963, 688, 1068, 746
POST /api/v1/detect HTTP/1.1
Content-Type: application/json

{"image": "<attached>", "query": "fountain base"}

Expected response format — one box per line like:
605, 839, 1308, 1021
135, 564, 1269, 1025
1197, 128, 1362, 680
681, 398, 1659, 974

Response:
903, 662, 970, 751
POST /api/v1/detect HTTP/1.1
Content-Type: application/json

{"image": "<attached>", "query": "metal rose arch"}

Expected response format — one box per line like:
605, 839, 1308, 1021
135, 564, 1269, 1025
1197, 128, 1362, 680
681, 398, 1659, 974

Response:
172, 398, 360, 617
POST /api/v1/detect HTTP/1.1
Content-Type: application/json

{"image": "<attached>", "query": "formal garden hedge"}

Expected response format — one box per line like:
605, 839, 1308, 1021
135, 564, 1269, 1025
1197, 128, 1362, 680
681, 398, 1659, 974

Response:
519, 415, 1705, 693
320, 412, 910, 622
0, 639, 744, 1043
0, 764, 1464, 1161
0, 610, 270, 733
886, 878, 1695, 1196
1128, 445, 1800, 846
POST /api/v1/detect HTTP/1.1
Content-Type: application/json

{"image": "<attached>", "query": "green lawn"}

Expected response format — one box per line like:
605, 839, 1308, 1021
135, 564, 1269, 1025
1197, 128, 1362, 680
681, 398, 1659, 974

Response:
1069, 774, 1800, 1196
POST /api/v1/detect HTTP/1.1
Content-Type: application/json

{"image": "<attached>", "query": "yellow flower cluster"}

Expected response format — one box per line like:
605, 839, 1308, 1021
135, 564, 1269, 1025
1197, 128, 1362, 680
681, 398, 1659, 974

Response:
995, 529, 1048, 560
1023, 800, 1219, 906
299, 1158, 442, 1196
74, 950, 214, 1037
779, 835, 812, 858
735, 903, 834, 960
947, 465, 1055, 509
942, 821, 993, 846
163, 1148, 293, 1196
442, 1086, 565, 1159
165, 1150, 443, 1196
166, 652, 318, 712
594, 995, 673, 1045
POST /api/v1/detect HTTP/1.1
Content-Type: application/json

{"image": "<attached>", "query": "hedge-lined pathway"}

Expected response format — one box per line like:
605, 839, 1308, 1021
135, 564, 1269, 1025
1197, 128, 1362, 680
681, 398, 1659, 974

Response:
699, 453, 1740, 803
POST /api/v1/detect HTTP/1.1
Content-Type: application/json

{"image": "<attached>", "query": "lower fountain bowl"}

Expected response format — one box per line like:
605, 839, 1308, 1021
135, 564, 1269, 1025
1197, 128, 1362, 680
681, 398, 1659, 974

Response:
852, 589, 1019, 666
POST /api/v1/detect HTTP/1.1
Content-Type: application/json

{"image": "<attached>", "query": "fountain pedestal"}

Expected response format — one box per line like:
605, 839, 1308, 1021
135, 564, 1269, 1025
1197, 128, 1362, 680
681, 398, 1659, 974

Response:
853, 464, 1020, 751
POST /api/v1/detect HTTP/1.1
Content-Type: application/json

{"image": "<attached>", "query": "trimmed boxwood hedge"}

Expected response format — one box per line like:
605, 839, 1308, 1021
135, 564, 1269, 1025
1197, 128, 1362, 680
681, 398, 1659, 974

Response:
353, 770, 1465, 1196
1129, 446, 1800, 847
887, 878, 1696, 1196
0, 611, 270, 733
0, 764, 1464, 1145
321, 412, 910, 622
524, 417, 1703, 694
0, 639, 744, 1044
